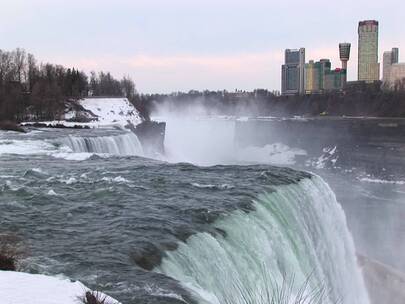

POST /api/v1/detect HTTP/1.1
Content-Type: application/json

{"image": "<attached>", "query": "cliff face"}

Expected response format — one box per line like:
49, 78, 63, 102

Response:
235, 117, 405, 177
131, 121, 166, 156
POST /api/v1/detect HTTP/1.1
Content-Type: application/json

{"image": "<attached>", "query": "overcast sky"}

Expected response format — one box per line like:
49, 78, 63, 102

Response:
1, 0, 404, 93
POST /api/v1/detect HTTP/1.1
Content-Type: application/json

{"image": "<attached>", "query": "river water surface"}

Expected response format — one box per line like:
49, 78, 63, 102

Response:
1, 125, 403, 304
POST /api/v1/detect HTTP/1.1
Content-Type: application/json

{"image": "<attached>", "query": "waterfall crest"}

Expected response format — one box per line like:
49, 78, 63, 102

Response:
63, 132, 144, 156
157, 176, 369, 304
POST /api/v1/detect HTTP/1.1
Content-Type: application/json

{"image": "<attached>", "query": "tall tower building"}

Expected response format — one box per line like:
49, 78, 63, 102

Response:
339, 43, 351, 70
358, 20, 380, 83
339, 43, 351, 85
281, 48, 305, 95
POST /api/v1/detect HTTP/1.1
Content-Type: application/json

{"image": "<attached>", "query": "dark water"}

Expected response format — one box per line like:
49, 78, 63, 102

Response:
0, 133, 309, 303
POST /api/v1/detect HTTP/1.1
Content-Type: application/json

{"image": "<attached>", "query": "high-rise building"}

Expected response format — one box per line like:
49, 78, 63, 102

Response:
305, 60, 322, 94
382, 48, 405, 88
383, 48, 400, 83
383, 50, 394, 82
319, 59, 331, 90
281, 48, 305, 95
358, 20, 380, 83
339, 43, 351, 85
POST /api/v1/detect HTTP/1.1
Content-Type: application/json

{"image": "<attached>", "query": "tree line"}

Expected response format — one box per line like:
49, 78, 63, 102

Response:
0, 48, 138, 122
138, 83, 405, 118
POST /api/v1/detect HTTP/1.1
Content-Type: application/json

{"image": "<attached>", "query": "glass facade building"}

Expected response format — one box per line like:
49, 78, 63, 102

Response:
281, 48, 305, 95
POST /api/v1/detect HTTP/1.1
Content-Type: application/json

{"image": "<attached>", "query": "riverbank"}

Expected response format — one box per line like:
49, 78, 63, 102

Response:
0, 271, 120, 304
0, 121, 25, 133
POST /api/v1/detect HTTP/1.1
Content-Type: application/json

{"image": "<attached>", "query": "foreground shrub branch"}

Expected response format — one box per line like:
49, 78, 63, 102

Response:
79, 291, 115, 304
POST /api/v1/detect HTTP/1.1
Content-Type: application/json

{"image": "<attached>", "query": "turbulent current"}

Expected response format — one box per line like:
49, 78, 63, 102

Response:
0, 128, 370, 304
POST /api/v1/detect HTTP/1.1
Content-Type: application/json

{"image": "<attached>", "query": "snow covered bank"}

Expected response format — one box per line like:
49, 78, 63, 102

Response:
77, 98, 141, 126
0, 271, 120, 304
23, 98, 142, 129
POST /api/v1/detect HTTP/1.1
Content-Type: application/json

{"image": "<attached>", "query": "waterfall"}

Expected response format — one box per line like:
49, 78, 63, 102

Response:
156, 176, 369, 304
62, 132, 144, 156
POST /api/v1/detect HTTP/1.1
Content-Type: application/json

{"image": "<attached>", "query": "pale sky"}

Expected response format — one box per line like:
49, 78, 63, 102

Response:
1, 0, 404, 93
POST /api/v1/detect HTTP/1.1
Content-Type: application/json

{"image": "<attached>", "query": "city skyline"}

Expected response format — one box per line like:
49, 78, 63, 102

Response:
281, 20, 391, 96
1, 0, 404, 93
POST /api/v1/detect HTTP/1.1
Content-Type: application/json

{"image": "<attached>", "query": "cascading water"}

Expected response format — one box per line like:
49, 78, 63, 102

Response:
62, 132, 144, 156
156, 176, 370, 304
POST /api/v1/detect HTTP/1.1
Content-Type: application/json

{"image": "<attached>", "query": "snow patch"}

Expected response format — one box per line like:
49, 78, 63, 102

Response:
0, 271, 120, 304
23, 98, 142, 129
77, 98, 141, 127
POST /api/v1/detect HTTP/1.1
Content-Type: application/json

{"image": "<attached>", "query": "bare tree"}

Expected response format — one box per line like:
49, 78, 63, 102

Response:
13, 48, 26, 83
120, 75, 137, 99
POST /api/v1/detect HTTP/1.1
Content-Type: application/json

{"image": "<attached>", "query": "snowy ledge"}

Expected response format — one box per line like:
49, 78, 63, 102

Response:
22, 97, 143, 130
0, 271, 121, 304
